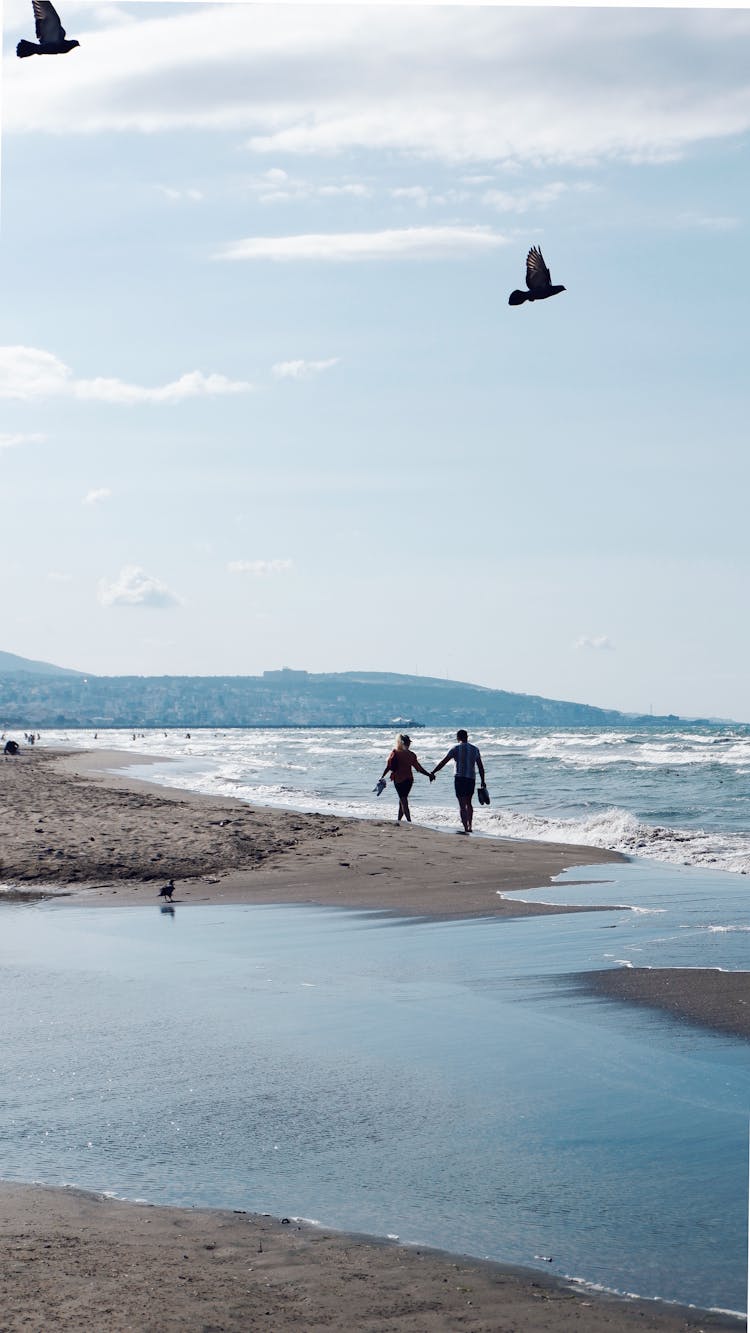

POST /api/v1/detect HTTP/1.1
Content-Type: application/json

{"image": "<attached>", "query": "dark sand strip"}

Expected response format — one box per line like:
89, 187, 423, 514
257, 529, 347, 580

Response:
0, 1183, 739, 1333
578, 967, 750, 1041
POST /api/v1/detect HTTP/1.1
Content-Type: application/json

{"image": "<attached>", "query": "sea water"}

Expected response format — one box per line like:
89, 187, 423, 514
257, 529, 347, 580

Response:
3, 725, 750, 1314
0, 886, 747, 1315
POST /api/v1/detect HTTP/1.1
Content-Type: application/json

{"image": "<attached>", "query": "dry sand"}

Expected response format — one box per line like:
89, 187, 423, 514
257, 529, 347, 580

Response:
0, 1183, 738, 1333
0, 747, 745, 1331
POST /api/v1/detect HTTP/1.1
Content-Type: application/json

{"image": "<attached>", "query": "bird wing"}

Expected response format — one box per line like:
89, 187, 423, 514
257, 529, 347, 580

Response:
526, 246, 551, 294
32, 0, 65, 42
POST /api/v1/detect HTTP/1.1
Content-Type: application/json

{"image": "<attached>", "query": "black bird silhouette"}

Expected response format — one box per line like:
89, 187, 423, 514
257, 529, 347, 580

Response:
158, 879, 175, 902
509, 247, 565, 306
17, 0, 79, 57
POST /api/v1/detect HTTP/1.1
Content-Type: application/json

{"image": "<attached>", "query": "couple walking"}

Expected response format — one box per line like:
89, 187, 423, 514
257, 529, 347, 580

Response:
378, 730, 486, 834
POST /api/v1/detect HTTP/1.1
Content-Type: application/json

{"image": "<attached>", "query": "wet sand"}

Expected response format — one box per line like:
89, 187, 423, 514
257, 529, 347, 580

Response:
580, 966, 750, 1041
0, 1183, 739, 1333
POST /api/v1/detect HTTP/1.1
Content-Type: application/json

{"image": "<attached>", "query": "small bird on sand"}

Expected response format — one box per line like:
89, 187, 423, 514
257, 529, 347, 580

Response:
158, 879, 175, 902
17, 0, 80, 57
508, 246, 566, 306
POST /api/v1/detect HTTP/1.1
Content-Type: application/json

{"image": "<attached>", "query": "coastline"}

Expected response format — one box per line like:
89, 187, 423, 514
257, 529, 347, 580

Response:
1, 746, 748, 1329
1, 747, 626, 919
0, 1182, 739, 1332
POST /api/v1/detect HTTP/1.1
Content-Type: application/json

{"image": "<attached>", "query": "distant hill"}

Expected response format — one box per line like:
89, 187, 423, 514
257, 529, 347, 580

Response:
0, 650, 82, 677
0, 662, 687, 729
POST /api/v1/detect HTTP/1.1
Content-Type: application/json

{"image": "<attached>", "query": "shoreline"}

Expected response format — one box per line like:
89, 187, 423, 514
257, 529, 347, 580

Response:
1, 747, 626, 919
0, 1181, 739, 1332
3, 750, 749, 1040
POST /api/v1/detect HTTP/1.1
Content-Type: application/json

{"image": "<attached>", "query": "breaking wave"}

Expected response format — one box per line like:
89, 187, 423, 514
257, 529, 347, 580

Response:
484, 806, 750, 875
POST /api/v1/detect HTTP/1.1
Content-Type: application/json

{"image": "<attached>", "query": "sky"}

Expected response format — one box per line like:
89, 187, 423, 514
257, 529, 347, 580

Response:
1, 2, 749, 719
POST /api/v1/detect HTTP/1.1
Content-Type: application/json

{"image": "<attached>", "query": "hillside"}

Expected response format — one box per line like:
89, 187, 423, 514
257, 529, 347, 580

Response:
0, 650, 82, 677
0, 662, 682, 729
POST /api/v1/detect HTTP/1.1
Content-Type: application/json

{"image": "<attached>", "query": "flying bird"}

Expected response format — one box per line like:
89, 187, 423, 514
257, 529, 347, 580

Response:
508, 247, 566, 306
17, 0, 79, 57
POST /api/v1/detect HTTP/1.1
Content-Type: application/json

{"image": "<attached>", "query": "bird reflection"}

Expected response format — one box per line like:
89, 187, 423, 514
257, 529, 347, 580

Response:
160, 905, 176, 919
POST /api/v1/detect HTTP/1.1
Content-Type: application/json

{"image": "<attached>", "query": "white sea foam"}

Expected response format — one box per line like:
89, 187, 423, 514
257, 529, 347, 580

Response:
687, 924, 750, 933
484, 806, 750, 876
563, 1275, 743, 1320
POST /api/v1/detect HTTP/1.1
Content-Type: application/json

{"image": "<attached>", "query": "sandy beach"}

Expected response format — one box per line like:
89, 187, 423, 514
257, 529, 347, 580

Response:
0, 1183, 738, 1333
0, 746, 746, 1332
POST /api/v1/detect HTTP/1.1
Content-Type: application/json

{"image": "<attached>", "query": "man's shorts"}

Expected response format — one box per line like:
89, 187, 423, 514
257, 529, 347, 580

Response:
454, 777, 475, 800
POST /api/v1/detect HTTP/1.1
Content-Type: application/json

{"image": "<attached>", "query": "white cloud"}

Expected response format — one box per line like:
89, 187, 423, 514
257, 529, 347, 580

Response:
157, 185, 203, 203
391, 186, 432, 209
677, 213, 741, 231
5, 8, 748, 168
0, 432, 46, 449
0, 347, 71, 399
74, 370, 252, 405
318, 184, 370, 199
228, 560, 293, 576
98, 566, 182, 608
0, 347, 252, 404
248, 168, 371, 205
83, 487, 112, 506
217, 226, 508, 263
48, 571, 72, 583
272, 358, 339, 381
576, 635, 615, 652
483, 182, 574, 214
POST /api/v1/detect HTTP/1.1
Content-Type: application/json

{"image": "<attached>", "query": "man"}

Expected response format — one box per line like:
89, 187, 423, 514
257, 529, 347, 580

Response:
430, 730, 486, 834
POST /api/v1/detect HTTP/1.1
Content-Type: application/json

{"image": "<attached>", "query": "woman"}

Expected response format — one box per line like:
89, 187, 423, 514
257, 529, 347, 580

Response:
379, 733, 432, 823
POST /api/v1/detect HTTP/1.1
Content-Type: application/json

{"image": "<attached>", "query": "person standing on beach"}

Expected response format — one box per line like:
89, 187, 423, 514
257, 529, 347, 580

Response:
379, 734, 433, 824
430, 730, 486, 834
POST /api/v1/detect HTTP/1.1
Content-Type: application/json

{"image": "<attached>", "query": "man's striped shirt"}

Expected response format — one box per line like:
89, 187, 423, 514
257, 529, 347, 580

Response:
448, 742, 481, 779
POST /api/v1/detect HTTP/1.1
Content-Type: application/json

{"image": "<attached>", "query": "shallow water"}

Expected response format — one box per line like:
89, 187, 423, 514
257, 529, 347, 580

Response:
1, 872, 748, 1315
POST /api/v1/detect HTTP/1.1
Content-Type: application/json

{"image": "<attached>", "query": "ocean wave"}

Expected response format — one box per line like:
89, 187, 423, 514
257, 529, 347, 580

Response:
685, 924, 750, 933
472, 730, 750, 771
484, 806, 750, 875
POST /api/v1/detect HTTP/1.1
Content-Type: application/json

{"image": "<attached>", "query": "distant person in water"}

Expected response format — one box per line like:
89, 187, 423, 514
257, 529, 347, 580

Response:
379, 734, 433, 824
430, 730, 486, 834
